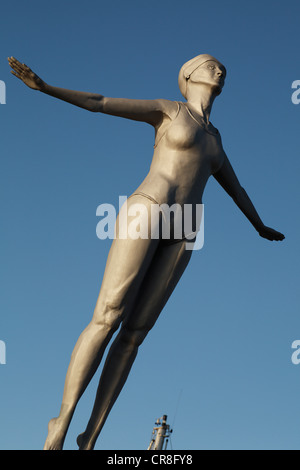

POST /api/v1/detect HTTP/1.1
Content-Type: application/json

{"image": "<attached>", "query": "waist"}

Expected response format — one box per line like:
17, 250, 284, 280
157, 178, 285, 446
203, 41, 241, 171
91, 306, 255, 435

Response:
128, 191, 203, 240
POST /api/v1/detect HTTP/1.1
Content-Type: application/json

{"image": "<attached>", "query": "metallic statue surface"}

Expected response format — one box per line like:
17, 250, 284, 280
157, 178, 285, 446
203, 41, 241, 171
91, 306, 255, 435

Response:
8, 55, 285, 450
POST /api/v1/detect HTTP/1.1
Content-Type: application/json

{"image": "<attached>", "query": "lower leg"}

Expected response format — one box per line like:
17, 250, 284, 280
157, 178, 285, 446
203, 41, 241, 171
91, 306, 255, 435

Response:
77, 329, 142, 450
43, 319, 117, 450
77, 241, 192, 450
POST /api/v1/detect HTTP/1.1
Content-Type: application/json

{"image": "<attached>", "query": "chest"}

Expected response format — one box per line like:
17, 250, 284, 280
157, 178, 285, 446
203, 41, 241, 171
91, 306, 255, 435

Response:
165, 118, 224, 172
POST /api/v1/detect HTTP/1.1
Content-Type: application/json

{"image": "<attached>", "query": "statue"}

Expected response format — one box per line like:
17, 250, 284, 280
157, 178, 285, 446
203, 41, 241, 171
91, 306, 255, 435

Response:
8, 54, 285, 450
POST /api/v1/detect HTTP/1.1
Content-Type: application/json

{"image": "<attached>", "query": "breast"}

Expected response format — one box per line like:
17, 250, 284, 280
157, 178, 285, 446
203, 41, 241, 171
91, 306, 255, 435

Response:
165, 122, 200, 150
165, 120, 224, 173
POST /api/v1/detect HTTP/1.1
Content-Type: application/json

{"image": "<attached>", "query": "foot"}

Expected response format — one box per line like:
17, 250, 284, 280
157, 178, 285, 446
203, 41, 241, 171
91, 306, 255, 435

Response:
43, 417, 67, 450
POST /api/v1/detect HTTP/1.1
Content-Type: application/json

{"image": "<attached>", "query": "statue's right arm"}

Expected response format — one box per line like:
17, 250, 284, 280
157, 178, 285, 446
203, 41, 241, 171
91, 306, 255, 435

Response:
8, 57, 176, 126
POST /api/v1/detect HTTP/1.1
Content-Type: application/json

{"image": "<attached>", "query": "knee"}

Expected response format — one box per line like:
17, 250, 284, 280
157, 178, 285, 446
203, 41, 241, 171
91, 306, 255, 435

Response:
92, 296, 125, 331
119, 325, 150, 349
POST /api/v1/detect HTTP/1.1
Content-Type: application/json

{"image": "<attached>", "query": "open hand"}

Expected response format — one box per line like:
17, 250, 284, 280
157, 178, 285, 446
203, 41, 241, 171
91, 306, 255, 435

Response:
8, 57, 45, 91
258, 225, 285, 241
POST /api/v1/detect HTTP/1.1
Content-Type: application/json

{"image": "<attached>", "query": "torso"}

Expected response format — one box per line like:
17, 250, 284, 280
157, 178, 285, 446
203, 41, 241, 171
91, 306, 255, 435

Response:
134, 100, 225, 207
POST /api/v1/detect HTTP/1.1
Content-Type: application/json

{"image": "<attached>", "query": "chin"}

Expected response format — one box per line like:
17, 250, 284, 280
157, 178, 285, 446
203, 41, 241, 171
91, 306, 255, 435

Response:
208, 80, 224, 95
214, 86, 223, 96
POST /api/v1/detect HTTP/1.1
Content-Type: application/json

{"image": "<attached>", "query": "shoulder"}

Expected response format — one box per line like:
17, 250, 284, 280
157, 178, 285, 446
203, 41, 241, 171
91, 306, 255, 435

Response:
154, 99, 180, 119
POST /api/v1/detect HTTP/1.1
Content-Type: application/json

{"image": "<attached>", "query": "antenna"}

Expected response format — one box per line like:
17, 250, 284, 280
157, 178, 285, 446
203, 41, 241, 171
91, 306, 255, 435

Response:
147, 415, 173, 450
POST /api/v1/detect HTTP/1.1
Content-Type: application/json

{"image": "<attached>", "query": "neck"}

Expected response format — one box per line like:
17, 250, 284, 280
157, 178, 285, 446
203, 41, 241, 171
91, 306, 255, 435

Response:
186, 85, 218, 124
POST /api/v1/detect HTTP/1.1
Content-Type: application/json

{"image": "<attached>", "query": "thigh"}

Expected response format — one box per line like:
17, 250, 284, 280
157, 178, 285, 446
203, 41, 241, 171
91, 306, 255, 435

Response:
93, 195, 161, 321
123, 239, 193, 332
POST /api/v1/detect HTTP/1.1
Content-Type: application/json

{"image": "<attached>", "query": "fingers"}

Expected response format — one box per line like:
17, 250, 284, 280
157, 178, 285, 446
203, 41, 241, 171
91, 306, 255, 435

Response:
271, 230, 285, 241
8, 57, 25, 72
265, 232, 285, 241
10, 70, 22, 80
8, 56, 26, 68
8, 56, 22, 70
8, 57, 22, 76
259, 227, 285, 241
8, 56, 32, 76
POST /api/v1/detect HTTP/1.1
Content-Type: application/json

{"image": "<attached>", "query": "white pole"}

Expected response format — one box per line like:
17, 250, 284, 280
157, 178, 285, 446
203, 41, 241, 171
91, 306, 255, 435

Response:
147, 415, 172, 450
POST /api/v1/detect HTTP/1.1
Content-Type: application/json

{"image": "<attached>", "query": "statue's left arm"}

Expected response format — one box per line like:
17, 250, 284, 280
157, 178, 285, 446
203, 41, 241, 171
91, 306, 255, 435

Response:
213, 153, 285, 241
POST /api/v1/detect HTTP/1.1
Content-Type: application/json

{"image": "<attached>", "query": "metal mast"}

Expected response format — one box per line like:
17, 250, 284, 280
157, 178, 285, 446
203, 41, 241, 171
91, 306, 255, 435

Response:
147, 415, 172, 450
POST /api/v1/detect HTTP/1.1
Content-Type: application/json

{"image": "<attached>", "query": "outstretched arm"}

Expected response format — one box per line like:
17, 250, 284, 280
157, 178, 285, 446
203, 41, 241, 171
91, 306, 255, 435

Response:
8, 57, 174, 125
213, 153, 285, 241
8, 57, 104, 112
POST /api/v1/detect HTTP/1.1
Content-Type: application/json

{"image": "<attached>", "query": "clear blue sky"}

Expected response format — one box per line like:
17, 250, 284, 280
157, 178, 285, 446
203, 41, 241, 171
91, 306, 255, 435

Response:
1, 0, 300, 450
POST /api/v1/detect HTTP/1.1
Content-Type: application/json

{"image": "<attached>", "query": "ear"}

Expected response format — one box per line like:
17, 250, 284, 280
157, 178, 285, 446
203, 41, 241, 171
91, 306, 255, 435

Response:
183, 63, 197, 80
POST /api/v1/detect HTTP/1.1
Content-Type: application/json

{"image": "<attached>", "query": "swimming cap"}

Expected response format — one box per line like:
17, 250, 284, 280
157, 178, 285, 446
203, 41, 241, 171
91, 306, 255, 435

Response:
178, 54, 225, 99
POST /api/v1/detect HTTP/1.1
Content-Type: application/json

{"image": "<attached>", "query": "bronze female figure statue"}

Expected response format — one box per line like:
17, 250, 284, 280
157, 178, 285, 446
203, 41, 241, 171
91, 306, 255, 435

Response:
8, 54, 284, 450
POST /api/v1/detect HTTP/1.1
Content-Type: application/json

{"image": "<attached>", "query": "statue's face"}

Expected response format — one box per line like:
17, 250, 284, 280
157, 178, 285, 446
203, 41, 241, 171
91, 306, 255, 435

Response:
190, 60, 226, 94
